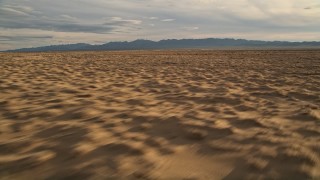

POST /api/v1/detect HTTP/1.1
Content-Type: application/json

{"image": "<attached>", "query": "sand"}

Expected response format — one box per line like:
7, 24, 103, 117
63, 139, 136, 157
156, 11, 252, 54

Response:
0, 50, 319, 179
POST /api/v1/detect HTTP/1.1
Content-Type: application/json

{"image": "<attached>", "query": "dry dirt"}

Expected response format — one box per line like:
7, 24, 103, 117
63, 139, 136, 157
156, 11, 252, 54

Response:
0, 50, 320, 179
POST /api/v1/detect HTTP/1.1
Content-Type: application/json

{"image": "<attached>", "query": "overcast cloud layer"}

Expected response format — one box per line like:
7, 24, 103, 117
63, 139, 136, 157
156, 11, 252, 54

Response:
1, 0, 320, 50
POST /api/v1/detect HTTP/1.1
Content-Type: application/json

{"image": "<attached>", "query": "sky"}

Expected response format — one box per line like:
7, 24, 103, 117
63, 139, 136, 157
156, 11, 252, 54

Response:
1, 0, 320, 50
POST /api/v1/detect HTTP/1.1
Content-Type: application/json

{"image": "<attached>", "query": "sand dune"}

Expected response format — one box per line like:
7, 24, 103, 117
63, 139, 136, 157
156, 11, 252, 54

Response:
0, 50, 319, 179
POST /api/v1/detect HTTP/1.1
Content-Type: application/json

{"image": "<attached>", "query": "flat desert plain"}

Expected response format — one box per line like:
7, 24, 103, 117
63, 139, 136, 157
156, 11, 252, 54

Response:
0, 50, 320, 179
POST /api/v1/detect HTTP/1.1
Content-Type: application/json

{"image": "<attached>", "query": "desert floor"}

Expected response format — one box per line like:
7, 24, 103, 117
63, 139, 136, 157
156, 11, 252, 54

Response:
0, 50, 320, 179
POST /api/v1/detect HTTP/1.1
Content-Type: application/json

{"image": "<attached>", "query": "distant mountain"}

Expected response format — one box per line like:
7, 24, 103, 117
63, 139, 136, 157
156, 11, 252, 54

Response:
7, 43, 92, 52
5, 38, 320, 52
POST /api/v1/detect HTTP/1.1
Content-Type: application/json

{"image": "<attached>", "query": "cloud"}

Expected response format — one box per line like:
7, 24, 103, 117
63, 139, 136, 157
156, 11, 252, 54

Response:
0, 0, 320, 50
0, 3, 142, 35
105, 17, 142, 25
0, 35, 53, 41
182, 26, 199, 31
0, 7, 30, 16
161, 19, 175, 22
4, 4, 34, 12
304, 4, 320, 9
149, 17, 158, 20
0, 12, 136, 34
59, 14, 78, 21
0, 17, 114, 34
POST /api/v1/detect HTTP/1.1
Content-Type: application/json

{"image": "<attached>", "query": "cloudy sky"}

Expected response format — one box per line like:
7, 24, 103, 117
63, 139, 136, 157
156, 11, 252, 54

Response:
1, 0, 320, 50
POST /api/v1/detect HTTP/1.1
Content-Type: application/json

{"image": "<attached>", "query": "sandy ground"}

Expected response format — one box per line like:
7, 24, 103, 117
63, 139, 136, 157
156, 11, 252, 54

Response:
0, 50, 319, 179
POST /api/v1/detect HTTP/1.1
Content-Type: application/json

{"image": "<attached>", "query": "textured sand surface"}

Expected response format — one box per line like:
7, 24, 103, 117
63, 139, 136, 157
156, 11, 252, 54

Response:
0, 50, 320, 179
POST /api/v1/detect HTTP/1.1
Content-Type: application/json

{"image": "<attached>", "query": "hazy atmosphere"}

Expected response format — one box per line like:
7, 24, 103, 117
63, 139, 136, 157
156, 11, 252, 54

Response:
1, 1, 320, 179
1, 0, 320, 50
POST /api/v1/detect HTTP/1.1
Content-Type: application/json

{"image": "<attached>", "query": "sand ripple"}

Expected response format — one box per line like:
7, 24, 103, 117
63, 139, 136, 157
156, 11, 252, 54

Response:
0, 50, 319, 179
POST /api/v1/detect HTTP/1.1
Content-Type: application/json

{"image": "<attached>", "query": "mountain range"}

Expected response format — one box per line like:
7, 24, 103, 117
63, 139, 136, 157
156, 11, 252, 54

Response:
5, 38, 320, 52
